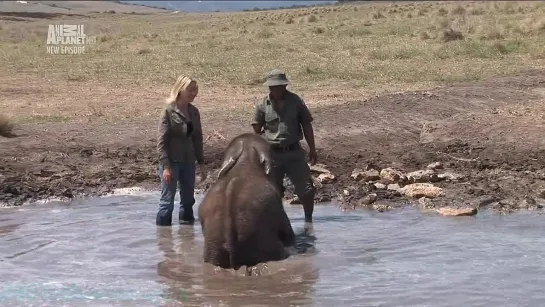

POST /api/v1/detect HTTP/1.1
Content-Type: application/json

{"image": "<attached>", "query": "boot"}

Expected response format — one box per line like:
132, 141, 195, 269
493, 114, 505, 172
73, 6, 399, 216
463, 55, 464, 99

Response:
156, 210, 173, 226
179, 206, 195, 225
300, 194, 315, 224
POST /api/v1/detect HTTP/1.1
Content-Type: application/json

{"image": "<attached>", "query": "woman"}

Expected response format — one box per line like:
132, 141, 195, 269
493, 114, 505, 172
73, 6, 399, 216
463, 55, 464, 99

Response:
156, 75, 206, 226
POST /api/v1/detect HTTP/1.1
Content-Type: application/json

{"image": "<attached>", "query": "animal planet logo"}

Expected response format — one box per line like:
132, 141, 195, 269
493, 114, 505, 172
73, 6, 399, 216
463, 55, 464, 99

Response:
46, 24, 97, 55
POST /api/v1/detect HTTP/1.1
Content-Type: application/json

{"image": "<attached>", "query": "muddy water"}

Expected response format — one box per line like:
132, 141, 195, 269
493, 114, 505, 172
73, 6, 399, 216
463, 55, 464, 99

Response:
1, 192, 545, 307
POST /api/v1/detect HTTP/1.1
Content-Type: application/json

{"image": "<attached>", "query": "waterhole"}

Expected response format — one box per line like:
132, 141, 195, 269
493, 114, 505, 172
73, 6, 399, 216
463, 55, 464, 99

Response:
1, 191, 545, 306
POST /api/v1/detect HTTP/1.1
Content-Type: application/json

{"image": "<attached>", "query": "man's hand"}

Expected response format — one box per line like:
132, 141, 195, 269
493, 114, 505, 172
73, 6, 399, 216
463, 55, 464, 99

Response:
301, 122, 317, 165
199, 163, 208, 181
308, 149, 317, 165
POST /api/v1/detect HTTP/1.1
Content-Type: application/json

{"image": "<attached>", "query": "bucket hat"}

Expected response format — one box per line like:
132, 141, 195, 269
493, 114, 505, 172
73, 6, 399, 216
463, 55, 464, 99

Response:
263, 69, 290, 86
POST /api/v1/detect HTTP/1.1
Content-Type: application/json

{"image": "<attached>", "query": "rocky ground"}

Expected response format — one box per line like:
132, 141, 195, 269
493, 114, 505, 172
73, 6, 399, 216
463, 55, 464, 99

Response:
2, 69, 545, 216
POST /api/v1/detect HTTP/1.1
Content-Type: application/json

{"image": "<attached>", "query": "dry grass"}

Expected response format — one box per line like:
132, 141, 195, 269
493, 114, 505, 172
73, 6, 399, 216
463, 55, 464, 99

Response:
1, 1, 545, 122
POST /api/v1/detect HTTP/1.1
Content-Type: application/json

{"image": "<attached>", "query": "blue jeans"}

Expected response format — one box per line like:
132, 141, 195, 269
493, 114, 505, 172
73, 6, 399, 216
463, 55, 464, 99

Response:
156, 162, 196, 226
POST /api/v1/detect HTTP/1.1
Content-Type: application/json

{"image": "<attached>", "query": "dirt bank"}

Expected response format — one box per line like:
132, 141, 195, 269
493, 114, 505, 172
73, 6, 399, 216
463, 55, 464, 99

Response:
2, 69, 545, 215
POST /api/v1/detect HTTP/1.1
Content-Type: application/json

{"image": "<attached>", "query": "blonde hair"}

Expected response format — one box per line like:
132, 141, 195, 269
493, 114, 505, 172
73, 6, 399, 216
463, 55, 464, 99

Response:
165, 75, 197, 104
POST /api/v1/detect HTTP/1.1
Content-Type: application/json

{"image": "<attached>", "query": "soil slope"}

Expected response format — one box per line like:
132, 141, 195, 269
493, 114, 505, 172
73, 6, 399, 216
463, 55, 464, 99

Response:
1, 69, 545, 214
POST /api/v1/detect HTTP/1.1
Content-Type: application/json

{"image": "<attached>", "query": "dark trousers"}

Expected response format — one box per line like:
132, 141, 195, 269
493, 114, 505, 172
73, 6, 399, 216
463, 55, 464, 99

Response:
156, 162, 196, 226
270, 147, 315, 223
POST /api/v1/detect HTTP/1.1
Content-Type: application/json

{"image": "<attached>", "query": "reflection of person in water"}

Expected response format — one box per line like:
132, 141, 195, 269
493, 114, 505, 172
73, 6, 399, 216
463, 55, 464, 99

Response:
155, 226, 196, 305
155, 226, 320, 306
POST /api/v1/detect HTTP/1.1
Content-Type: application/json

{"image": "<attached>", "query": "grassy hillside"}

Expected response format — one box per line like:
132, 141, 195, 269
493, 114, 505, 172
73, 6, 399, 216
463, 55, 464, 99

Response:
123, 0, 336, 13
0, 0, 168, 14
1, 1, 545, 121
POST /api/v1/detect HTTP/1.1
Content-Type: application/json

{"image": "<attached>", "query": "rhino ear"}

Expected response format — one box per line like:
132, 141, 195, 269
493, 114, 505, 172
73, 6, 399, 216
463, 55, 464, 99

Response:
218, 157, 236, 178
259, 152, 272, 176
218, 140, 244, 178
263, 161, 271, 175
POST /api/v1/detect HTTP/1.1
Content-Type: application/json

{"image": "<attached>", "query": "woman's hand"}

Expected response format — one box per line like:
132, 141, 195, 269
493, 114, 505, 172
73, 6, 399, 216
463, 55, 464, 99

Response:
162, 168, 172, 184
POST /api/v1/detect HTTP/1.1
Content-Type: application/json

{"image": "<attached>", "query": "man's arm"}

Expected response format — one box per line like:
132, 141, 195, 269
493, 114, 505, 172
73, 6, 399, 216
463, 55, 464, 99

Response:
298, 100, 316, 152
251, 102, 265, 134
302, 121, 316, 152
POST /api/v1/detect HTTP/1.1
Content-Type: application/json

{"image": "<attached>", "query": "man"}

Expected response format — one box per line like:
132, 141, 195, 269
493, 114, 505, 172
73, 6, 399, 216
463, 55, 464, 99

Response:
251, 69, 318, 224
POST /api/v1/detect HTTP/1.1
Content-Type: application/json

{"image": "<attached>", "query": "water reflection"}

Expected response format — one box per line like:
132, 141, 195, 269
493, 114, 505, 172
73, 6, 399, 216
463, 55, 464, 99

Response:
156, 224, 320, 306
156, 226, 196, 305
0, 223, 21, 237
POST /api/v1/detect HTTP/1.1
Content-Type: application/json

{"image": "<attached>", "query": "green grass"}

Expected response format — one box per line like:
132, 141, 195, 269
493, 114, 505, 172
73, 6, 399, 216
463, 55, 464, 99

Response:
2, 2, 545, 84
1, 1, 545, 121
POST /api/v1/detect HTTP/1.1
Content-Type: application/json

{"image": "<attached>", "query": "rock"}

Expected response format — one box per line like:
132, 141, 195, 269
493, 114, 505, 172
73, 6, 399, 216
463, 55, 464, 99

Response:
437, 207, 478, 216
430, 175, 443, 182
427, 162, 444, 170
471, 195, 499, 208
89, 178, 102, 186
3, 185, 20, 195
538, 189, 545, 199
372, 204, 393, 212
401, 183, 445, 198
317, 173, 335, 184
359, 193, 378, 206
343, 189, 350, 196
50, 171, 76, 180
379, 167, 406, 184
133, 171, 150, 182
364, 163, 381, 171
377, 178, 392, 185
311, 176, 323, 189
79, 148, 93, 157
361, 183, 376, 194
318, 195, 331, 202
536, 172, 545, 180
363, 169, 380, 181
417, 197, 435, 209
406, 169, 439, 183
350, 168, 365, 181
61, 188, 74, 198
287, 197, 301, 205
374, 183, 387, 190
520, 196, 538, 209
387, 183, 402, 193
120, 169, 133, 175
437, 172, 465, 181
310, 164, 331, 174
494, 199, 518, 211
351, 168, 380, 181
